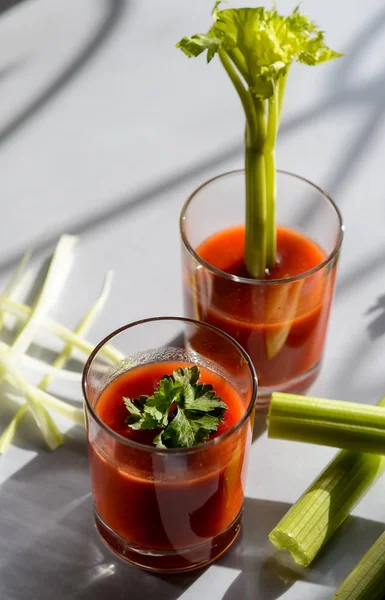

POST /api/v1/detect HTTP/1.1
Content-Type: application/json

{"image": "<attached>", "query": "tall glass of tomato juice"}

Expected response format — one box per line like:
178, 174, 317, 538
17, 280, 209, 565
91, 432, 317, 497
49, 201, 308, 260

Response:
180, 170, 344, 406
82, 317, 257, 573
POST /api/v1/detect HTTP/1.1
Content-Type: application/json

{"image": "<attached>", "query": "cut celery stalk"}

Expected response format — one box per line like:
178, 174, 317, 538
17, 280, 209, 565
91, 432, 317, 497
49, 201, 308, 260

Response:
10, 235, 77, 357
0, 236, 77, 449
1, 353, 63, 450
0, 248, 32, 331
269, 396, 385, 566
1, 298, 123, 362
3, 366, 84, 426
0, 343, 82, 382
38, 270, 113, 389
0, 272, 113, 453
0, 403, 28, 454
332, 530, 385, 599
268, 392, 385, 455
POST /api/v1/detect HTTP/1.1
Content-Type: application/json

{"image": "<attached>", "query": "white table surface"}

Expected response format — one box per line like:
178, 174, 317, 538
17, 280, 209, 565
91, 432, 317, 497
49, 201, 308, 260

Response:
1, 0, 385, 598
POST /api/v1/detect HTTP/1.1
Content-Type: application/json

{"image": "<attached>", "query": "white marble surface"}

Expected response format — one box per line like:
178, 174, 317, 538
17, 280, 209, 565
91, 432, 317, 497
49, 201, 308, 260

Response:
1, 0, 385, 598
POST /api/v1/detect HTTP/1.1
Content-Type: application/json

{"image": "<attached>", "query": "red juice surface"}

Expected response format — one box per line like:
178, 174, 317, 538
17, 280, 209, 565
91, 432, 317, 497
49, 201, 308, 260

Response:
88, 361, 250, 553
184, 225, 336, 388
198, 224, 325, 280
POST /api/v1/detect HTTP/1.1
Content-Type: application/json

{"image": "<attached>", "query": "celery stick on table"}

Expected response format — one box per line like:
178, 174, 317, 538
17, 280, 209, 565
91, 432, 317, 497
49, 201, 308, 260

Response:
332, 529, 385, 600
268, 392, 385, 455
269, 396, 385, 566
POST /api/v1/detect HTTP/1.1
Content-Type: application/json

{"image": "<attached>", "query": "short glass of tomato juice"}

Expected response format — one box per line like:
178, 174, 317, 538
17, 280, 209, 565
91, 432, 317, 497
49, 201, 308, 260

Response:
180, 170, 344, 406
82, 317, 257, 573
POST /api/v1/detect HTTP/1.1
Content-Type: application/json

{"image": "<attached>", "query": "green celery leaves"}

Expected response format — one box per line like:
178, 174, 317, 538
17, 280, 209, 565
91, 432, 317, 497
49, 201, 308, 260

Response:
176, 4, 343, 99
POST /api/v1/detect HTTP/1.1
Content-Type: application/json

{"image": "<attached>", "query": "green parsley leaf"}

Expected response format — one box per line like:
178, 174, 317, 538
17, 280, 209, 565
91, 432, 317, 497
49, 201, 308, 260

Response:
123, 396, 142, 417
123, 365, 227, 448
183, 382, 227, 413
160, 407, 196, 448
172, 365, 200, 387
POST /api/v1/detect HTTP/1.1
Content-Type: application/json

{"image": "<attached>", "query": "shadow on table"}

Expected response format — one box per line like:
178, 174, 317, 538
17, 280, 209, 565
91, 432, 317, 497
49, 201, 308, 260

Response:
0, 438, 384, 600
335, 244, 385, 301
252, 410, 267, 442
0, 0, 127, 147
366, 293, 385, 340
0, 435, 200, 600
219, 497, 385, 600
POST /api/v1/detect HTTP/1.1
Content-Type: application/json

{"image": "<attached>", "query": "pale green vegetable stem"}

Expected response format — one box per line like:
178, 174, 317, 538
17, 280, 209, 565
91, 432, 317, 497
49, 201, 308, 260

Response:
0, 236, 77, 448
333, 530, 385, 599
0, 272, 114, 453
0, 298, 123, 363
268, 392, 385, 455
269, 397, 385, 566
0, 247, 32, 331
1, 353, 63, 451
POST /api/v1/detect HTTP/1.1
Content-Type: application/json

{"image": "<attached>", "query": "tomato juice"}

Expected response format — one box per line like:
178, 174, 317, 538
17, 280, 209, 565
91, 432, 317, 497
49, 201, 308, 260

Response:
86, 360, 252, 571
183, 225, 336, 392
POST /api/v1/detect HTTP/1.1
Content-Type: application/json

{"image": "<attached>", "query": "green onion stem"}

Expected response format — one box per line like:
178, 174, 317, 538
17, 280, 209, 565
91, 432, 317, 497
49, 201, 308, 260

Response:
269, 397, 385, 566
332, 530, 385, 599
268, 392, 385, 455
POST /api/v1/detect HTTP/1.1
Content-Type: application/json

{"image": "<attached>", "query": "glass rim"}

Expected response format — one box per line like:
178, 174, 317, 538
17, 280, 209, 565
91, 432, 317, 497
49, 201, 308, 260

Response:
82, 316, 258, 455
180, 169, 344, 286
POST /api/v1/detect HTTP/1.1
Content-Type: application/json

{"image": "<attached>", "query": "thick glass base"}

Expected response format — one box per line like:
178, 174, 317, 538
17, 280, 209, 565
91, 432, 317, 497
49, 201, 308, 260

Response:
94, 508, 242, 573
256, 359, 322, 410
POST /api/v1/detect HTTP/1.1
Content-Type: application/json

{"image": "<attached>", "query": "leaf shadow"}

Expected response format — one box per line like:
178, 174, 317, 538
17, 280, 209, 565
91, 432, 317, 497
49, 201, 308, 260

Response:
0, 0, 127, 146
366, 293, 385, 340
1, 433, 385, 599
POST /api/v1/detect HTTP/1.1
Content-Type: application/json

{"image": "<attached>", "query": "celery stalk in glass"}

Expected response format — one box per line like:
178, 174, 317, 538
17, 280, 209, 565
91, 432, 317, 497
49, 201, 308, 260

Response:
177, 3, 342, 277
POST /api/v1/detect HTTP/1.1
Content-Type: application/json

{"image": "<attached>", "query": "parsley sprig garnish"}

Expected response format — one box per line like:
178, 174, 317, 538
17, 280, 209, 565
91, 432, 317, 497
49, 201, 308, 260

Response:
123, 365, 227, 448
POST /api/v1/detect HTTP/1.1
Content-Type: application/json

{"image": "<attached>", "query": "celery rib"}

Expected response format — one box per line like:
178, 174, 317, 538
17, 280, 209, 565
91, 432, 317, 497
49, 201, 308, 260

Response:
1, 353, 63, 450
244, 143, 267, 278
268, 392, 385, 455
0, 298, 123, 363
0, 247, 32, 332
10, 235, 77, 358
4, 367, 84, 426
0, 343, 82, 382
269, 396, 385, 566
333, 530, 385, 599
0, 236, 77, 449
0, 403, 28, 455
0, 271, 114, 453
265, 94, 278, 269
